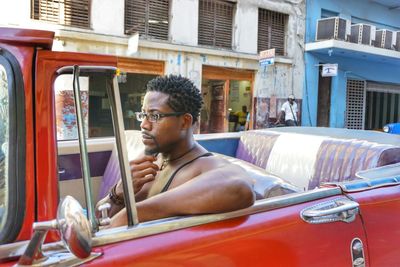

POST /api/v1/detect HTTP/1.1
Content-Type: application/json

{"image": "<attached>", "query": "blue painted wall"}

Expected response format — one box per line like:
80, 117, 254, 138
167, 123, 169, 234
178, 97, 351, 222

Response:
306, 0, 400, 43
303, 0, 400, 127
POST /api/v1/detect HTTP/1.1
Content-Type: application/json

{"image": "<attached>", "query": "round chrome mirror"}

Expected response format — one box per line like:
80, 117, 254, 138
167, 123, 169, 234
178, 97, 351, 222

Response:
57, 196, 92, 258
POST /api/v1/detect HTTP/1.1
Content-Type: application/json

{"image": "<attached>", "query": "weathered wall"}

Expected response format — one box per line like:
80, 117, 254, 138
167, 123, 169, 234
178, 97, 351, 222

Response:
91, 0, 124, 36
0, 0, 306, 128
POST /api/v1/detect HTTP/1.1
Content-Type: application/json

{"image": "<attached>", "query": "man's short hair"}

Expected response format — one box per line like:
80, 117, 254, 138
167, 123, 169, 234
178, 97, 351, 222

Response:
146, 75, 203, 124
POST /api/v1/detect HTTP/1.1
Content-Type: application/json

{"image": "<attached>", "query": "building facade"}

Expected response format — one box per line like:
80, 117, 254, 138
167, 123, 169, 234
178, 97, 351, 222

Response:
304, 0, 400, 130
0, 0, 305, 137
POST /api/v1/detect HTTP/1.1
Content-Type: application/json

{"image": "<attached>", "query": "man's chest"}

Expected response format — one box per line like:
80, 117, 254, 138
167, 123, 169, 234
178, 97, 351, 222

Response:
148, 164, 201, 197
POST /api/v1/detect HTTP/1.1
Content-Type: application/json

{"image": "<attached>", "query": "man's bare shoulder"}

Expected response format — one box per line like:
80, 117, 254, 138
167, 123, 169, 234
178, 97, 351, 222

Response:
195, 154, 248, 175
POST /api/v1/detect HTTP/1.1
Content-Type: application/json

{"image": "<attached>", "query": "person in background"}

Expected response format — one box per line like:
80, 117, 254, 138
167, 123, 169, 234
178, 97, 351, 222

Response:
235, 105, 248, 131
276, 94, 299, 126
245, 111, 251, 131
96, 75, 255, 226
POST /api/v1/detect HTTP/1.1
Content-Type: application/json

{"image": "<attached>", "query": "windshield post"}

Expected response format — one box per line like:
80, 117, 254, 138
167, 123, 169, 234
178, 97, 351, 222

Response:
71, 65, 98, 231
106, 73, 138, 226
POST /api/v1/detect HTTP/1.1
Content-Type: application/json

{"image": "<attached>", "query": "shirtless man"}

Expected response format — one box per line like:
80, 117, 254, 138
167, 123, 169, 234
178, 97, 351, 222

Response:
97, 75, 255, 227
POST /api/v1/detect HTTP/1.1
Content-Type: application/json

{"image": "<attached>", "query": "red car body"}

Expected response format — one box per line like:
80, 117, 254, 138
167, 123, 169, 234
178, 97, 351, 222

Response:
0, 27, 400, 266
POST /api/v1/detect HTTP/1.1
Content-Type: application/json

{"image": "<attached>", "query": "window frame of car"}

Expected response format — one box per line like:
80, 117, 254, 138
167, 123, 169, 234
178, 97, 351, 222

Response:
0, 47, 26, 244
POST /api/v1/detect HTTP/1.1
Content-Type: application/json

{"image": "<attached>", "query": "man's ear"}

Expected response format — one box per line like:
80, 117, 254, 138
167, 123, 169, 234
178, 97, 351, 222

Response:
181, 113, 193, 129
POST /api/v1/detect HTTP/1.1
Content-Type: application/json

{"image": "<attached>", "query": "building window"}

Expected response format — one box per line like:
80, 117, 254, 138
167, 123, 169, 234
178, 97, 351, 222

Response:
31, 0, 90, 28
258, 8, 287, 56
125, 0, 169, 40
198, 0, 234, 49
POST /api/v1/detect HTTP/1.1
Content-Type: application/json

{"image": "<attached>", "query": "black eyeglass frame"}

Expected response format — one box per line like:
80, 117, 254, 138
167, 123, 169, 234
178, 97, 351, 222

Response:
135, 112, 185, 123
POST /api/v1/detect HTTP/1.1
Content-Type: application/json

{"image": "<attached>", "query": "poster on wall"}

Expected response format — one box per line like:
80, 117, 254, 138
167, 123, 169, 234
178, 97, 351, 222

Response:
55, 75, 89, 140
229, 81, 240, 102
254, 97, 270, 129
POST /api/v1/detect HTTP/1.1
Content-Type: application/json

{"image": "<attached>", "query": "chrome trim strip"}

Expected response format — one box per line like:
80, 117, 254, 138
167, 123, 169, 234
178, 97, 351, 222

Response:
92, 187, 341, 247
325, 176, 400, 192
106, 75, 138, 226
72, 65, 97, 231
0, 240, 65, 261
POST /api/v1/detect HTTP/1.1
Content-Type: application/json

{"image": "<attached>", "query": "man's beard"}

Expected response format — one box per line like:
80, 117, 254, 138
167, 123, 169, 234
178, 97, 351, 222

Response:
143, 134, 161, 156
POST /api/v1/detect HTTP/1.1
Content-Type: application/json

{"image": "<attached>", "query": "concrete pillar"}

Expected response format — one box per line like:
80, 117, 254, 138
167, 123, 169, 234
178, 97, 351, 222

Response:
330, 70, 346, 128
302, 53, 319, 126
170, 0, 198, 45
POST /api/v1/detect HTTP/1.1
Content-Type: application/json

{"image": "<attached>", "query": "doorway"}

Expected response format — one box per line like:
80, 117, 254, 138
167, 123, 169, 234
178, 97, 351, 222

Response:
201, 66, 254, 133
317, 66, 332, 127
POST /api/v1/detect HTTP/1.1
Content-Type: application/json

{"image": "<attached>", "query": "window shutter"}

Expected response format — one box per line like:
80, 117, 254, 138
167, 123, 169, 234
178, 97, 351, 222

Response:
258, 9, 287, 56
147, 0, 169, 40
32, 0, 60, 24
64, 0, 90, 28
125, 0, 169, 40
31, 0, 90, 28
199, 0, 234, 49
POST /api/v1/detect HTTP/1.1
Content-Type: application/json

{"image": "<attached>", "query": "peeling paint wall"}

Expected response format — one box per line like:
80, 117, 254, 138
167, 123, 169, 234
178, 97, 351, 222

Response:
1, 0, 306, 128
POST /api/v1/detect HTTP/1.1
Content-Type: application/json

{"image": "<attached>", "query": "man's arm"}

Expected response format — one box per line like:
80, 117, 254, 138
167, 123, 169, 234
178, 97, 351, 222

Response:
96, 155, 158, 218
276, 110, 285, 125
109, 164, 255, 227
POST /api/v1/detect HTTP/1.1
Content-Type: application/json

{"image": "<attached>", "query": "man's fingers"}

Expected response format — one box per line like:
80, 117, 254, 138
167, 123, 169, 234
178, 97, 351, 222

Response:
130, 161, 159, 172
132, 167, 158, 178
135, 175, 156, 188
130, 155, 157, 165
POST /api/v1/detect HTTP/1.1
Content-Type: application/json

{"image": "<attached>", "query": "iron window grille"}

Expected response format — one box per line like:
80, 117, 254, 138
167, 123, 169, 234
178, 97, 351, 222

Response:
258, 8, 287, 56
31, 0, 90, 29
345, 79, 366, 130
125, 0, 169, 40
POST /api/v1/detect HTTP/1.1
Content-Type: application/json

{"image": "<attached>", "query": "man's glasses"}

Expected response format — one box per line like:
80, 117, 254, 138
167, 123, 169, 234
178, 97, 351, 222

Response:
135, 112, 185, 123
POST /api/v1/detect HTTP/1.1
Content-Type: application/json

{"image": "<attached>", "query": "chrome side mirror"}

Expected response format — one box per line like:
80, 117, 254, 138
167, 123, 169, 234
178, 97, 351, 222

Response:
57, 195, 92, 258
18, 196, 92, 265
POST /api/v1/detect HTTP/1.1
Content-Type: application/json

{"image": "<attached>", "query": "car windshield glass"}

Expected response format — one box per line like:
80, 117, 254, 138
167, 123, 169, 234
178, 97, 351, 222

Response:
0, 64, 9, 229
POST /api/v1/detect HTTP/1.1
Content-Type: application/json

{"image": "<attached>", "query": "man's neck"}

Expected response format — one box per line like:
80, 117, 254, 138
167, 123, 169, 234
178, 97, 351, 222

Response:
161, 137, 196, 162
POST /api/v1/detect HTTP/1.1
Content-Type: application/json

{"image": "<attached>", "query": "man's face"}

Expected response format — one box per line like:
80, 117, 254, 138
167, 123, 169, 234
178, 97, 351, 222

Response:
289, 98, 294, 104
140, 91, 184, 155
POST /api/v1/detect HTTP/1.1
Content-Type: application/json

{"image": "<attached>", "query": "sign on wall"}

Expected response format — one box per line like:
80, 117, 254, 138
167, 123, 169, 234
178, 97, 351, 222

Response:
259, 48, 275, 66
321, 64, 338, 77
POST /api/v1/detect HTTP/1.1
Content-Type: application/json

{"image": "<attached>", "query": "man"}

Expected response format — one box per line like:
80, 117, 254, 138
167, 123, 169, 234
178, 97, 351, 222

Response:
235, 106, 248, 131
97, 75, 255, 227
276, 94, 299, 126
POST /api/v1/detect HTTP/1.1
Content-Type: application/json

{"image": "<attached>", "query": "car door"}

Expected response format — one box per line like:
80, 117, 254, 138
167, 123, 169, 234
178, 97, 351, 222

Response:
86, 189, 369, 267
34, 50, 117, 240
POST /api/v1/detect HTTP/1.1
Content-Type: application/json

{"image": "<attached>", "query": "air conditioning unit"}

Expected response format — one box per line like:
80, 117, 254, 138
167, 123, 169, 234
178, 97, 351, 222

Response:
395, 32, 400, 51
374, 29, 394, 49
349, 24, 376, 45
316, 17, 350, 41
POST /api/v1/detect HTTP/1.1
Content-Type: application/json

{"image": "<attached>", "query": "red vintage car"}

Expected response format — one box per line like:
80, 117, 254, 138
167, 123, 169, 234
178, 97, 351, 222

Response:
1, 27, 400, 266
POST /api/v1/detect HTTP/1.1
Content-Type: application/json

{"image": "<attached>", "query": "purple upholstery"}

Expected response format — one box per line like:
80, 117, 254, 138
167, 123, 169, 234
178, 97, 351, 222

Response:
97, 149, 120, 200
235, 131, 280, 169
217, 153, 300, 199
235, 130, 400, 191
308, 139, 400, 189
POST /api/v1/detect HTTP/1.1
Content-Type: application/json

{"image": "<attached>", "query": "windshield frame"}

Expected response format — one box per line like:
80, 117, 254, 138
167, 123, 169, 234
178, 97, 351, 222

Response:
0, 47, 26, 244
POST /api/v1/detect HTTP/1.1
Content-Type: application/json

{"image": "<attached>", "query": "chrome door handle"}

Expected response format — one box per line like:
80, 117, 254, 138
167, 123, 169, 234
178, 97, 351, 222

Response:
301, 198, 359, 224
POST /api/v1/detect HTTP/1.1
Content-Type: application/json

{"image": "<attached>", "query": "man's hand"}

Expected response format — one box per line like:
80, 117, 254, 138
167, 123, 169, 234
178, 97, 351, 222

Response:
114, 155, 159, 195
